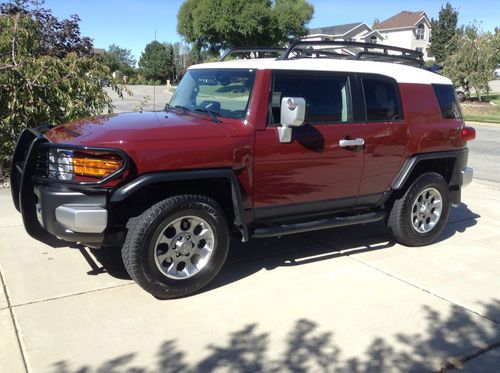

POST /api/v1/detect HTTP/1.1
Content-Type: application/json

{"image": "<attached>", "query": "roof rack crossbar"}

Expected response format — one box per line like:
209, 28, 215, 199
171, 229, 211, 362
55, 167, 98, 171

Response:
279, 40, 424, 67
219, 47, 286, 62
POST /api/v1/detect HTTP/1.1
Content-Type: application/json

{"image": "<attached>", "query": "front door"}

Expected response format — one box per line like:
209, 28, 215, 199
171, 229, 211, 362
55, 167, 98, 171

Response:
253, 71, 365, 218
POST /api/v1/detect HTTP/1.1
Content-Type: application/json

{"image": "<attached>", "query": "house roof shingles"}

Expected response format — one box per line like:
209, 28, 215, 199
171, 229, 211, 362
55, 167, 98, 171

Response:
374, 11, 425, 30
308, 22, 363, 36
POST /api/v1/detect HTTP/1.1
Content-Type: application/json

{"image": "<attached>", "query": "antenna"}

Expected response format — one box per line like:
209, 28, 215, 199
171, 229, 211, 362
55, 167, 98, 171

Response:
153, 29, 156, 112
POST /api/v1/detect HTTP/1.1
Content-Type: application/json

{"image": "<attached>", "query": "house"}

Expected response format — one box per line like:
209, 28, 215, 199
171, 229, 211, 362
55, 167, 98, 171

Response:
303, 11, 434, 61
304, 22, 384, 44
374, 11, 433, 60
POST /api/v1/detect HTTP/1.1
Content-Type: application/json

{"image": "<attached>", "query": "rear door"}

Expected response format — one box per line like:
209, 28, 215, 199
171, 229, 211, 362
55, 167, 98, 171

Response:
356, 75, 409, 206
253, 71, 366, 218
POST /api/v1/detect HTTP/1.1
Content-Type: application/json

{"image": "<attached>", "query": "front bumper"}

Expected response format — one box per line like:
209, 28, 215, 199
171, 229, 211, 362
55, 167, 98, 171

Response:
10, 128, 114, 246
34, 184, 108, 243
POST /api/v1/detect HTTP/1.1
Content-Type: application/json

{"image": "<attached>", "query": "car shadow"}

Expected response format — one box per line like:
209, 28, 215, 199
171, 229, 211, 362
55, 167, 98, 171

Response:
84, 202, 480, 293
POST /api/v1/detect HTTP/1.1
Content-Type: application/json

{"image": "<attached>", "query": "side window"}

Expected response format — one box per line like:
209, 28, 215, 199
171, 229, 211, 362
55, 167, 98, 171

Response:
270, 73, 351, 124
432, 84, 462, 119
362, 77, 402, 122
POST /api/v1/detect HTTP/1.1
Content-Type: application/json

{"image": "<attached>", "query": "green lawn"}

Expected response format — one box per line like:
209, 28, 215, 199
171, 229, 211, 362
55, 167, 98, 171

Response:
462, 94, 500, 123
463, 113, 500, 123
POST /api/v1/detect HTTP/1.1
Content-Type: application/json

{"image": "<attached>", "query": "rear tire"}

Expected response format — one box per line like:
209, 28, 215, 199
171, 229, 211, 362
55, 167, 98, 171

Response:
122, 195, 229, 299
388, 172, 450, 246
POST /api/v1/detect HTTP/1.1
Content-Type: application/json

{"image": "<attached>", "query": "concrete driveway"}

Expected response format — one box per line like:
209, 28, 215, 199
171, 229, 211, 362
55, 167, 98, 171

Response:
1, 180, 499, 372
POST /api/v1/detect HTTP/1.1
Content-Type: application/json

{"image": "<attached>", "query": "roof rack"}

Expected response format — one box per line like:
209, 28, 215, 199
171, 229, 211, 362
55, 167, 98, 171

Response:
278, 40, 424, 68
218, 47, 286, 62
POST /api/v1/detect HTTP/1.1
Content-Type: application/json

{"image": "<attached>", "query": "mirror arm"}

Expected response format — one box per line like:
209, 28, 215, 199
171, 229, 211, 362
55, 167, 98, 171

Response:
278, 126, 292, 143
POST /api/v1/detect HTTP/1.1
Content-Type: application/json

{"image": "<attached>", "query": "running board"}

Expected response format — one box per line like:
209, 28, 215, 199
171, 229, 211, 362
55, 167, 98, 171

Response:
252, 211, 385, 238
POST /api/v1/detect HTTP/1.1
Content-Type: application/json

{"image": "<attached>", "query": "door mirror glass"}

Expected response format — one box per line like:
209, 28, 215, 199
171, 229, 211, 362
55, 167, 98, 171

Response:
279, 97, 306, 143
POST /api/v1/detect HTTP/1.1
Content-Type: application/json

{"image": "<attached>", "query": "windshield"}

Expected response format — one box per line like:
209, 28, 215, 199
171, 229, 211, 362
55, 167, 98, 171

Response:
169, 69, 256, 119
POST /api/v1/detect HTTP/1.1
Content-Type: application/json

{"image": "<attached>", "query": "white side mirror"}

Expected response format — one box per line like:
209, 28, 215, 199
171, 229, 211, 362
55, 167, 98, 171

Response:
278, 97, 306, 143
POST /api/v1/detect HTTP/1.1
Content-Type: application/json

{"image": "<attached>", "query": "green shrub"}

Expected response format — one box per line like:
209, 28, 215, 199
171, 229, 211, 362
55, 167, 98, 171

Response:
135, 75, 147, 85
148, 79, 155, 85
0, 9, 126, 177
128, 77, 136, 85
155, 79, 162, 86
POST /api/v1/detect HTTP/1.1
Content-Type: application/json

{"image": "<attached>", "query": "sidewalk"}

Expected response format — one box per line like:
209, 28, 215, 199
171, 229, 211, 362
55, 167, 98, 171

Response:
1, 182, 499, 372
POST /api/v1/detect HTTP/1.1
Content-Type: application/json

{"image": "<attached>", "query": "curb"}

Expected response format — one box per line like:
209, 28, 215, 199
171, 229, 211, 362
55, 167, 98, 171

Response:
465, 121, 500, 128
472, 179, 500, 190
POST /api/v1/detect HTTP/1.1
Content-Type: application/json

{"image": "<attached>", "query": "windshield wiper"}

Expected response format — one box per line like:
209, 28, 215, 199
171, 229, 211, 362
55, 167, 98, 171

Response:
164, 103, 190, 114
195, 107, 221, 123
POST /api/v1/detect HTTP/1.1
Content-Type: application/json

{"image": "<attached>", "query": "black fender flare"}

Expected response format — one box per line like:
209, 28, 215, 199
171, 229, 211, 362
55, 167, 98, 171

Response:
110, 169, 249, 241
391, 149, 468, 190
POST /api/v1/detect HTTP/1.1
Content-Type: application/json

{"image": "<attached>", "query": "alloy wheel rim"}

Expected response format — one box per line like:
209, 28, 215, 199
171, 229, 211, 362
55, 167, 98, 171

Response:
154, 215, 215, 279
411, 187, 443, 233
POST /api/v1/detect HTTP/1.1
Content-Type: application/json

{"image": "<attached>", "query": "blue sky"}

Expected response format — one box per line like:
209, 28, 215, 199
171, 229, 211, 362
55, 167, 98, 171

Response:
44, 0, 499, 62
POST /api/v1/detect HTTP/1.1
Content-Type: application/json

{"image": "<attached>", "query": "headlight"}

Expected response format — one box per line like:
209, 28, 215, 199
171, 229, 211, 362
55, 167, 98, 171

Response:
48, 149, 123, 180
48, 149, 74, 180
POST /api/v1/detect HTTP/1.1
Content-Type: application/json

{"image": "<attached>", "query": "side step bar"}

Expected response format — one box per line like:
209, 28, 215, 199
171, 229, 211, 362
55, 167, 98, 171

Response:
252, 211, 385, 238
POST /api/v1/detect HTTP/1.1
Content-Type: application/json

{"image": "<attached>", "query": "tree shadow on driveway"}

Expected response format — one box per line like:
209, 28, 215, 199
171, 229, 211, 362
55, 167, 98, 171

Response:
49, 299, 500, 373
86, 202, 480, 294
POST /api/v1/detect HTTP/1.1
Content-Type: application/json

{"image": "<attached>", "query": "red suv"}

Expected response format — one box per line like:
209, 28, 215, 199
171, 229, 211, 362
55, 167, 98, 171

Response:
10, 41, 475, 298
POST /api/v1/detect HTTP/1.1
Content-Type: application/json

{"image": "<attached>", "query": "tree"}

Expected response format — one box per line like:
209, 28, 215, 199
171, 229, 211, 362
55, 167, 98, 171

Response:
0, 0, 93, 58
443, 22, 498, 101
177, 0, 314, 56
0, 0, 124, 177
138, 41, 172, 83
100, 44, 136, 76
430, 3, 459, 63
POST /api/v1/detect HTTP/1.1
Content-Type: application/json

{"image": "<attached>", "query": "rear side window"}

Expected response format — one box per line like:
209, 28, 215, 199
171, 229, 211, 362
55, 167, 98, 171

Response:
432, 84, 462, 119
270, 73, 351, 124
362, 77, 402, 121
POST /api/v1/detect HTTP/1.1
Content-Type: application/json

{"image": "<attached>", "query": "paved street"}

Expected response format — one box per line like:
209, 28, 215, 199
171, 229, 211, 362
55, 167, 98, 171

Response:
467, 123, 500, 184
104, 85, 173, 113
1, 181, 500, 372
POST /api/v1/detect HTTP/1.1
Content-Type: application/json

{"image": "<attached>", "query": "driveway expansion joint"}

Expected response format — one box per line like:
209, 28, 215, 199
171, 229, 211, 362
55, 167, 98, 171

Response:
0, 264, 29, 373
12, 282, 135, 309
442, 339, 500, 371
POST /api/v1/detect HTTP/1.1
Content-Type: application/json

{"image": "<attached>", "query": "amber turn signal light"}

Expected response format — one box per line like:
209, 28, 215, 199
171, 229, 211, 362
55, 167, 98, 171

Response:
72, 157, 122, 178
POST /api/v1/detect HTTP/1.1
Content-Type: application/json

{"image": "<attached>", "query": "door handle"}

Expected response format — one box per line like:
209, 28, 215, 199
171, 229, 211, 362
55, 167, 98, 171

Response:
339, 138, 365, 147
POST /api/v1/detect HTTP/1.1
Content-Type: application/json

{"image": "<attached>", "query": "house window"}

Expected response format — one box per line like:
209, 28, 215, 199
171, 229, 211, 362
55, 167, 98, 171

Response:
416, 23, 425, 40
370, 35, 377, 44
416, 47, 423, 53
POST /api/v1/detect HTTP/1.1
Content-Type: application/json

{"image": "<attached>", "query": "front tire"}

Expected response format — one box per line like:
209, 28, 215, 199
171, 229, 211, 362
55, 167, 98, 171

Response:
122, 195, 229, 299
388, 173, 450, 246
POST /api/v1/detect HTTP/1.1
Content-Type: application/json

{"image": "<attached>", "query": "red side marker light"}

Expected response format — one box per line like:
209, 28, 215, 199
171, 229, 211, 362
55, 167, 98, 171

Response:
461, 126, 475, 141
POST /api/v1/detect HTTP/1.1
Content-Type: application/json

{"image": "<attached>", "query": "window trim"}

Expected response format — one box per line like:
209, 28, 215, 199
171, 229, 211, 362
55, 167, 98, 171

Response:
267, 70, 355, 127
360, 74, 405, 123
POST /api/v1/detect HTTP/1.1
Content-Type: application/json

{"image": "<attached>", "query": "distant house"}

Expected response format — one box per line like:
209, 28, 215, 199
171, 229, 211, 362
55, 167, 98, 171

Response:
303, 11, 434, 61
92, 48, 106, 56
304, 22, 384, 44
374, 11, 433, 60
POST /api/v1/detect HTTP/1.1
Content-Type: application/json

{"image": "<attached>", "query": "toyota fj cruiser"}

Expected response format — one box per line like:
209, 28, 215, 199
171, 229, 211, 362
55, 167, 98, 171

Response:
11, 41, 475, 299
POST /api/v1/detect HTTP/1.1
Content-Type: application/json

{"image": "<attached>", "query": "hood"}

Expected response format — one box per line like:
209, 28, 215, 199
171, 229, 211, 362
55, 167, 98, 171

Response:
45, 111, 237, 147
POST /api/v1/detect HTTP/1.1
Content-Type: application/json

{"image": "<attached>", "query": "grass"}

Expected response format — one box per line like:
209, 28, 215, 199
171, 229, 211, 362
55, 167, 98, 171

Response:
462, 93, 500, 123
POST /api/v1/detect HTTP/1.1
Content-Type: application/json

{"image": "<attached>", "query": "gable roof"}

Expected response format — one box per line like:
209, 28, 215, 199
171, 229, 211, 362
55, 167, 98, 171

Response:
308, 22, 364, 36
374, 11, 427, 30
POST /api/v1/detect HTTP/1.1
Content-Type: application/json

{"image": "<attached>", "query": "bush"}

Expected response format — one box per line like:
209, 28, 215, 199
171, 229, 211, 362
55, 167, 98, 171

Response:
148, 79, 155, 85
128, 77, 136, 85
0, 6, 126, 178
155, 79, 162, 86
135, 75, 147, 85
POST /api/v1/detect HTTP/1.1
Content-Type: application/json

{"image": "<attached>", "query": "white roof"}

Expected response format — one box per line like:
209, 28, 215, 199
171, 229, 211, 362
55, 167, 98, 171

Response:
188, 58, 451, 85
